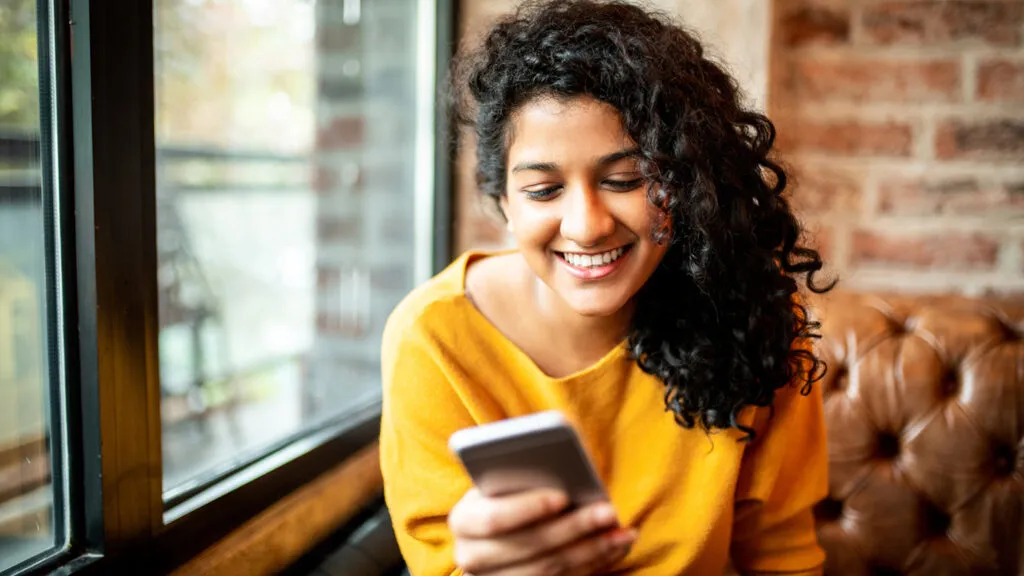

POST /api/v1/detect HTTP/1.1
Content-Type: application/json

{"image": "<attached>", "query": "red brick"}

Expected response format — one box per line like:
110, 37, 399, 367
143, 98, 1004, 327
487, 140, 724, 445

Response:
1007, 181, 1024, 200
370, 265, 410, 290
787, 59, 960, 103
978, 60, 1024, 103
850, 230, 999, 269
455, 212, 507, 255
316, 216, 361, 242
876, 177, 1022, 215
317, 24, 361, 52
878, 177, 972, 214
808, 228, 834, 262
316, 267, 340, 288
777, 120, 914, 157
1004, 182, 1024, 214
779, 5, 851, 46
313, 166, 337, 193
862, 2, 1023, 46
935, 120, 1024, 160
467, 215, 507, 245
788, 168, 862, 214
316, 311, 365, 336
316, 116, 364, 150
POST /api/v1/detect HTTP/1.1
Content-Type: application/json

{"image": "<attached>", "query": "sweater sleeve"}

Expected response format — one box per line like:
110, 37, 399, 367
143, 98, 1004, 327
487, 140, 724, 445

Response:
729, 376, 829, 575
380, 313, 474, 576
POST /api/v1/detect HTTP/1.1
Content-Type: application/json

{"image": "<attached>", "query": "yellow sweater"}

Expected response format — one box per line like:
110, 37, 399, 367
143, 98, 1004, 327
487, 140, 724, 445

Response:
380, 251, 828, 575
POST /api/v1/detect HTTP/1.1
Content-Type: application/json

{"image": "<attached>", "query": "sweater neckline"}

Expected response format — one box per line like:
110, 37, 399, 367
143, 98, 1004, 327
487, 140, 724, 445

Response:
453, 249, 630, 383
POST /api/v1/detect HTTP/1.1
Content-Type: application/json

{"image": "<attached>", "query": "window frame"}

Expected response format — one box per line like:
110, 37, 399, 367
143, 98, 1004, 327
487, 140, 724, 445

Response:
6, 0, 456, 573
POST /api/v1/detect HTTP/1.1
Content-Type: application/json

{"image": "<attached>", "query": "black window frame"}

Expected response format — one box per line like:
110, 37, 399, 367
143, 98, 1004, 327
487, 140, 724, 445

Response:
5, 0, 455, 573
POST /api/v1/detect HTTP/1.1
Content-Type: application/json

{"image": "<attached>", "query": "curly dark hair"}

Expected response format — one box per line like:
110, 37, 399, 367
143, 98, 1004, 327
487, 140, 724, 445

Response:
449, 0, 835, 437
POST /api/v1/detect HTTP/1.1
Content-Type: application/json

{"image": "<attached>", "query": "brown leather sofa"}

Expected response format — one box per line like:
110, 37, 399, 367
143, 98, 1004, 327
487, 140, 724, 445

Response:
812, 292, 1023, 576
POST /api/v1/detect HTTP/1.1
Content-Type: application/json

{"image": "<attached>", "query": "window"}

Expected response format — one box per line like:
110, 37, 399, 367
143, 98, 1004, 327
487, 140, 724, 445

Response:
154, 0, 439, 499
0, 0, 67, 572
0, 0, 451, 573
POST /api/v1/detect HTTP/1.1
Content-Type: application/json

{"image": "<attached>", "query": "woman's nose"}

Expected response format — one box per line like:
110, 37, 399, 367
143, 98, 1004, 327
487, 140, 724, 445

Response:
559, 185, 615, 248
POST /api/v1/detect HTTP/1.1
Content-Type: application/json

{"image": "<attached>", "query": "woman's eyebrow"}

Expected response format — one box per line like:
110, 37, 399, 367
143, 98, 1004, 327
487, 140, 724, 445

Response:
597, 148, 641, 166
511, 148, 640, 174
510, 161, 558, 174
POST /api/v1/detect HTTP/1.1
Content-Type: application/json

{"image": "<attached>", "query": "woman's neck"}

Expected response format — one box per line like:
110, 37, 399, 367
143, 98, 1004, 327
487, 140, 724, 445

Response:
531, 271, 635, 352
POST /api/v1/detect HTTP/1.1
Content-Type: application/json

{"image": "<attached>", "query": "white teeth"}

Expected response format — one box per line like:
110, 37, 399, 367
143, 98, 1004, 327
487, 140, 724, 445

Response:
562, 247, 626, 268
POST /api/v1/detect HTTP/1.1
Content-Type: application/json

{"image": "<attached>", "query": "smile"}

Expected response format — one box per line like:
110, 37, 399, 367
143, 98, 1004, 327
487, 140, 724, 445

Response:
561, 247, 627, 268
555, 245, 633, 280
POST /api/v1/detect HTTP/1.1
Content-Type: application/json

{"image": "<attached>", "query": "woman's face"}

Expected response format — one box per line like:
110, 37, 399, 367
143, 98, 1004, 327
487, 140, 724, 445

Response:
501, 95, 670, 318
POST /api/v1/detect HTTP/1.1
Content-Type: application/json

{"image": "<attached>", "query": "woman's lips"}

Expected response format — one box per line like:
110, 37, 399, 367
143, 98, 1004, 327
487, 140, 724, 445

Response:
555, 245, 633, 280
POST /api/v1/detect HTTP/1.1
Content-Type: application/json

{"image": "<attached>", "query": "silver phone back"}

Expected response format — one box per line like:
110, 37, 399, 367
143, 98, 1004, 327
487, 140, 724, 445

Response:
451, 413, 607, 506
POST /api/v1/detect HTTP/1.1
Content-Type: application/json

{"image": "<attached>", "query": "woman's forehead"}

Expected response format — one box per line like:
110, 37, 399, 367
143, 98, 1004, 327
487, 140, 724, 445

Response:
507, 96, 635, 164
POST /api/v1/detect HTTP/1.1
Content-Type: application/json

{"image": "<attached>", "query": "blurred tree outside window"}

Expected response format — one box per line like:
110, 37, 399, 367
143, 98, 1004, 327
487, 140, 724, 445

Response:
0, 0, 39, 133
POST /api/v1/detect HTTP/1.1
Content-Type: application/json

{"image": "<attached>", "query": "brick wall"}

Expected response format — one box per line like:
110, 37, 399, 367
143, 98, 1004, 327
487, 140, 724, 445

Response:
771, 0, 1024, 296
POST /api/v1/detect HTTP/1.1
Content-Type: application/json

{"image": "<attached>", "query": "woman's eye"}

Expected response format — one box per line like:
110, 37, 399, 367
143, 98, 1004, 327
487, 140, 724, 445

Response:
605, 178, 645, 191
523, 185, 561, 200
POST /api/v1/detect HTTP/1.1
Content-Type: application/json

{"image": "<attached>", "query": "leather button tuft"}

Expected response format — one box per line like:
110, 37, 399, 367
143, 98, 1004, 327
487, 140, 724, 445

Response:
887, 317, 908, 335
877, 433, 900, 459
993, 445, 1016, 476
939, 368, 960, 398
831, 366, 848, 393
923, 503, 951, 537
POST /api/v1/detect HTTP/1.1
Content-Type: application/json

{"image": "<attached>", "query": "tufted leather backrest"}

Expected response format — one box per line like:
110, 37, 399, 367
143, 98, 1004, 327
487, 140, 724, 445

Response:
810, 292, 1024, 576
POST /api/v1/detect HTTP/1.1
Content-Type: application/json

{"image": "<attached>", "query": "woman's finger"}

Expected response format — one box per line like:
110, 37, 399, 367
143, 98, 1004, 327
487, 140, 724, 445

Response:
449, 488, 569, 538
481, 528, 636, 576
573, 530, 635, 576
453, 501, 620, 573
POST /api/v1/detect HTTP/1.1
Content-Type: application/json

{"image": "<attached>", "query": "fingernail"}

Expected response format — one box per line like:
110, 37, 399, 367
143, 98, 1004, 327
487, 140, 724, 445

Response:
547, 492, 568, 510
609, 528, 637, 546
592, 504, 617, 526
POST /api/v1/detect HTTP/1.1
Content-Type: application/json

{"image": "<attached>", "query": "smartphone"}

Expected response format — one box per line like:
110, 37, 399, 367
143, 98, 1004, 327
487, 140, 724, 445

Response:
448, 411, 608, 507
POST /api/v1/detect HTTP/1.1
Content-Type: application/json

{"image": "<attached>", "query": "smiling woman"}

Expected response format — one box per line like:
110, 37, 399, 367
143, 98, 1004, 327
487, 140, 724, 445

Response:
380, 1, 833, 575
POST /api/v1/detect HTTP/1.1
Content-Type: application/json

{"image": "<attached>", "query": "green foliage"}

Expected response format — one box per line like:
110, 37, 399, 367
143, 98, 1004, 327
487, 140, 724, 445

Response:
0, 0, 40, 131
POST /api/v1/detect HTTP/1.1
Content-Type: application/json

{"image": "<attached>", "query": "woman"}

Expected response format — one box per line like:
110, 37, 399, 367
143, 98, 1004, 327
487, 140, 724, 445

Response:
380, 1, 833, 574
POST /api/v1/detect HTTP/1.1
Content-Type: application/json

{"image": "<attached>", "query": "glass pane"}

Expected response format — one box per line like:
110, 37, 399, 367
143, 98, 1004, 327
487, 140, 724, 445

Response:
0, 0, 60, 569
155, 0, 429, 492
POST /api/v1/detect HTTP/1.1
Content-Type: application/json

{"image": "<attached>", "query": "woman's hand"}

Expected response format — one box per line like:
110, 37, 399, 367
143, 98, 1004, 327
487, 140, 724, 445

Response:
449, 488, 636, 575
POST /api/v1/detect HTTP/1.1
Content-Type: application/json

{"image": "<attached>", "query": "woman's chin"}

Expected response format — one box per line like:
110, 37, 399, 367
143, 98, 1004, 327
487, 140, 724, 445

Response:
560, 291, 633, 319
